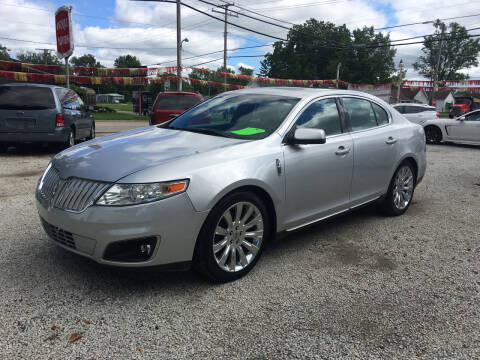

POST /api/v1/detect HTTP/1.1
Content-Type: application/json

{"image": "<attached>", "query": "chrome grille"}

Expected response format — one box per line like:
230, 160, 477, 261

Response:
52, 177, 110, 212
38, 166, 110, 212
41, 218, 76, 249
38, 166, 60, 205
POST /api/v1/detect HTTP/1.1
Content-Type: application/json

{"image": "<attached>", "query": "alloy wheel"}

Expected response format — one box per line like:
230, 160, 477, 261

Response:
212, 201, 264, 272
68, 131, 75, 147
392, 165, 414, 210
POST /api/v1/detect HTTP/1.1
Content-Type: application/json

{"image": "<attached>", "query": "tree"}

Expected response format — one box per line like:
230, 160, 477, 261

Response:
0, 44, 10, 61
216, 66, 235, 74
114, 54, 141, 68
16, 50, 62, 65
70, 54, 103, 68
413, 20, 480, 81
260, 19, 396, 84
238, 66, 253, 76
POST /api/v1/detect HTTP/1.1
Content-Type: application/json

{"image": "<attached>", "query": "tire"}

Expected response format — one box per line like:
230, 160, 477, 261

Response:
425, 126, 442, 144
194, 191, 271, 282
63, 129, 75, 149
87, 124, 95, 140
381, 162, 416, 216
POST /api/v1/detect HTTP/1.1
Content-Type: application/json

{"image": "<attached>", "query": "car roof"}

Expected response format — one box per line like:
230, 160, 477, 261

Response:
160, 91, 202, 96
225, 87, 385, 101
0, 82, 63, 90
392, 103, 435, 108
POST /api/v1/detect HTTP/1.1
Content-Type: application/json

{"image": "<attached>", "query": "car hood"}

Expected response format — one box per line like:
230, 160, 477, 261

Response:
52, 126, 248, 182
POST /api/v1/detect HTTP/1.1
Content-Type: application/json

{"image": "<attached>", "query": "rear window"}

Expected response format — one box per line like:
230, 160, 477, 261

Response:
155, 95, 202, 111
0, 86, 56, 110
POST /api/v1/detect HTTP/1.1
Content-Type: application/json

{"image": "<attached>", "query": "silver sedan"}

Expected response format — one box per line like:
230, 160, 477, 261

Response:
36, 88, 427, 282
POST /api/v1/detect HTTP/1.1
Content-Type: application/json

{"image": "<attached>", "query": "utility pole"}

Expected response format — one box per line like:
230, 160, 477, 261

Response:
176, 0, 182, 91
212, 3, 237, 91
396, 59, 405, 103
35, 48, 54, 64
431, 23, 446, 106
336, 62, 341, 88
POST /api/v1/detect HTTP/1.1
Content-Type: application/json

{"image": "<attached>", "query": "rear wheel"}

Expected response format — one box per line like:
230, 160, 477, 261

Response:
87, 124, 95, 140
194, 191, 270, 282
382, 162, 416, 216
63, 129, 75, 149
425, 125, 442, 144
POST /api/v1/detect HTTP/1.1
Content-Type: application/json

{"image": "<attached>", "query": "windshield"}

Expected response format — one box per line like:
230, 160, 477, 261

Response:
166, 93, 300, 139
0, 86, 56, 110
155, 95, 203, 111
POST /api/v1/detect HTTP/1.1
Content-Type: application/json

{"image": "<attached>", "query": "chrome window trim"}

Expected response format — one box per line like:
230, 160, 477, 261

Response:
339, 95, 393, 135
279, 94, 347, 142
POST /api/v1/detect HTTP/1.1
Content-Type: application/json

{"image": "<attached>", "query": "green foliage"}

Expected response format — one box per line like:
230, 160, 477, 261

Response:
0, 44, 10, 61
70, 54, 104, 68
260, 19, 396, 84
238, 66, 254, 76
114, 54, 141, 68
68, 84, 87, 100
16, 51, 62, 65
413, 20, 480, 81
93, 112, 148, 120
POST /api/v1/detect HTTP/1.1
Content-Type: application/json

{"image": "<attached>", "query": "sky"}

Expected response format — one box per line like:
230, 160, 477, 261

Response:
1, 0, 480, 80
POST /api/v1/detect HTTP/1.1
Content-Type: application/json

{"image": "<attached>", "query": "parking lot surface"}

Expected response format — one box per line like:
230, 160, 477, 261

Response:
0, 132, 479, 358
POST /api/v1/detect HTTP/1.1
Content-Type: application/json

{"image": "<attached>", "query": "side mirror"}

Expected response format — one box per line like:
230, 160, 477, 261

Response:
457, 116, 465, 121
289, 128, 326, 145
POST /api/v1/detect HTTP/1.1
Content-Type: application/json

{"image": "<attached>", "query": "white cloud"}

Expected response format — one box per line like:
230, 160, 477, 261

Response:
1, 0, 479, 79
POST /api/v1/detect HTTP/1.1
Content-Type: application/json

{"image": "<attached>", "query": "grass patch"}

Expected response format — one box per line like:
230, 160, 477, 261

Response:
97, 102, 133, 112
439, 112, 450, 118
93, 112, 149, 121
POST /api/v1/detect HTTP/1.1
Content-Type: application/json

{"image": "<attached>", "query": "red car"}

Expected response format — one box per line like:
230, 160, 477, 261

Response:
150, 92, 204, 125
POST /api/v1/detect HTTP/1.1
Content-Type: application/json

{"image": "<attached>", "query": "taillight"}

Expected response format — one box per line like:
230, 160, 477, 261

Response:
436, 113, 440, 118
56, 113, 65, 127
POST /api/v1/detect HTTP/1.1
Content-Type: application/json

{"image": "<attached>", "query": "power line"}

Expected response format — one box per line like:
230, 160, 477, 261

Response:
374, 13, 480, 31
133, 0, 288, 40
222, 0, 295, 26
0, 36, 178, 51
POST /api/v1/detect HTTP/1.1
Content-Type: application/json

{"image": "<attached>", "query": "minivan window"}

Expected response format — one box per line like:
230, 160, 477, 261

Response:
296, 98, 342, 136
342, 97, 377, 131
0, 86, 56, 110
155, 95, 203, 111
55, 88, 83, 110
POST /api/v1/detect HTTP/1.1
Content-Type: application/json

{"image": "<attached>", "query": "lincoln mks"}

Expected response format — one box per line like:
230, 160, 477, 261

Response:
37, 88, 426, 282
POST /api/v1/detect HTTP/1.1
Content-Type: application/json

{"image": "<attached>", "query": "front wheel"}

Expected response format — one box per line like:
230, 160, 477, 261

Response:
381, 162, 416, 216
425, 126, 442, 144
194, 191, 270, 282
87, 124, 95, 140
63, 129, 75, 149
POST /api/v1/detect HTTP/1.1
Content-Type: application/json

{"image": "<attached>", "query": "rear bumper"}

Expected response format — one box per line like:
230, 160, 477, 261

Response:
0, 128, 69, 143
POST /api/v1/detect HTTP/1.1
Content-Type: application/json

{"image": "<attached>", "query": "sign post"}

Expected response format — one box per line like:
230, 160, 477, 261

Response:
55, 6, 74, 88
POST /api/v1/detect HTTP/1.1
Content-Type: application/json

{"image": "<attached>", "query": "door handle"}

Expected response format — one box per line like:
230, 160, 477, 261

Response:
335, 146, 351, 156
386, 136, 397, 145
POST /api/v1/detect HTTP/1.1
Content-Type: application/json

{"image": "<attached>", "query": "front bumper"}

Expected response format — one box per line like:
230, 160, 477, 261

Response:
36, 193, 209, 267
0, 128, 69, 144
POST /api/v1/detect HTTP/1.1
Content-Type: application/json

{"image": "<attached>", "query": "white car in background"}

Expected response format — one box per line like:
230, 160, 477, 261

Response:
423, 109, 480, 145
392, 103, 439, 125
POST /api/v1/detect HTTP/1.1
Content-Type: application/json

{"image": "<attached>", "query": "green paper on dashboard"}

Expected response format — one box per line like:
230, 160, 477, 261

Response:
231, 127, 266, 135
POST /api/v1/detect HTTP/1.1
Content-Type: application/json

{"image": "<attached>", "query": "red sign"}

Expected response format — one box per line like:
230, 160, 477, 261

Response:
55, 6, 74, 58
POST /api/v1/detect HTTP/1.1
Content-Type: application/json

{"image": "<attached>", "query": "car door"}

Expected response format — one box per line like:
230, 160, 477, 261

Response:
283, 97, 353, 229
447, 110, 480, 142
340, 97, 397, 205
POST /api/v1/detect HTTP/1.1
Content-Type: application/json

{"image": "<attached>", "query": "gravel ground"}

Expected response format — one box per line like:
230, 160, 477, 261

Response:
0, 140, 479, 359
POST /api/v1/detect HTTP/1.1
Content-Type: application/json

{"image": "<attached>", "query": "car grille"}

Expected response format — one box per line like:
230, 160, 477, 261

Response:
41, 218, 76, 249
38, 166, 110, 212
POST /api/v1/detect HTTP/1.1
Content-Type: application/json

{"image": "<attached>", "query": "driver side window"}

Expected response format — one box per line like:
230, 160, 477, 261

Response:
296, 98, 342, 136
465, 111, 480, 121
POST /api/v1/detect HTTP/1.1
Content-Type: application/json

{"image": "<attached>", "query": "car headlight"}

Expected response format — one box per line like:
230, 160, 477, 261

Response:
96, 179, 189, 206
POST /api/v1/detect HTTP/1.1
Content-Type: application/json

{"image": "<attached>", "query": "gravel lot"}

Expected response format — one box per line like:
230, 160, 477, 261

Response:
0, 128, 479, 359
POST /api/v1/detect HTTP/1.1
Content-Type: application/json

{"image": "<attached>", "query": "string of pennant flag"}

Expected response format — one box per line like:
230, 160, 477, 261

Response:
2, 60, 479, 90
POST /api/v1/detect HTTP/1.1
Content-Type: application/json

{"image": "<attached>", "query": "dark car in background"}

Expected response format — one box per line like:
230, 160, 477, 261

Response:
0, 83, 95, 152
150, 91, 204, 125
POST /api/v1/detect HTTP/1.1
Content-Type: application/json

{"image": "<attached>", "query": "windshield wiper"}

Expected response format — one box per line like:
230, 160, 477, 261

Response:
168, 126, 229, 138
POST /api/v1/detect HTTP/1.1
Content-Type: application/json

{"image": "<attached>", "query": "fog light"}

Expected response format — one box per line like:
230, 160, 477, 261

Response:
103, 237, 157, 262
